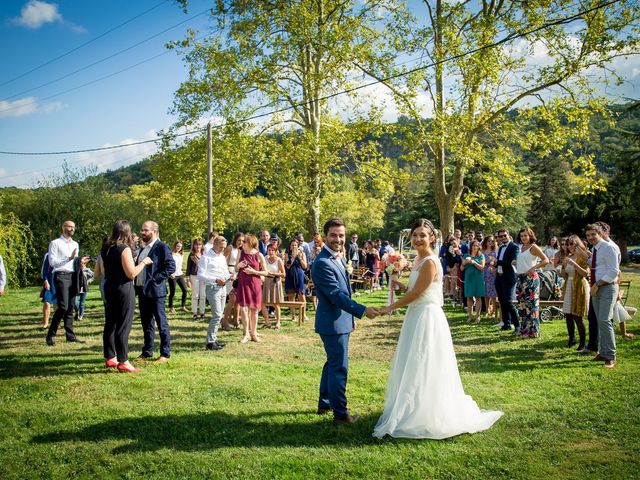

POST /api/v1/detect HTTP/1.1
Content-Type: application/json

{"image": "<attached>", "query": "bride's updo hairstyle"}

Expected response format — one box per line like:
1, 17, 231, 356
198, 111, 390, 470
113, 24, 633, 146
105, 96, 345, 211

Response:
410, 218, 440, 248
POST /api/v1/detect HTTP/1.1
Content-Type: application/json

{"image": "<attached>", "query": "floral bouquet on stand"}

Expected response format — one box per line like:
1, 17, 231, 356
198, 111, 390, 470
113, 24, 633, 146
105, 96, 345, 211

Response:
381, 252, 409, 311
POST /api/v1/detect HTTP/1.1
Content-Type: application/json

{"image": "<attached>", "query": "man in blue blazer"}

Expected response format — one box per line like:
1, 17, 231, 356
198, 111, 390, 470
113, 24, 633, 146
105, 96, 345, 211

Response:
311, 218, 379, 425
495, 229, 520, 331
135, 221, 176, 363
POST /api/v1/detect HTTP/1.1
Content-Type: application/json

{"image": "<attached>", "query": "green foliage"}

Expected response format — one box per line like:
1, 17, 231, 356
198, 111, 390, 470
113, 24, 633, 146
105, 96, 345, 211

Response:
131, 127, 263, 242
0, 211, 32, 288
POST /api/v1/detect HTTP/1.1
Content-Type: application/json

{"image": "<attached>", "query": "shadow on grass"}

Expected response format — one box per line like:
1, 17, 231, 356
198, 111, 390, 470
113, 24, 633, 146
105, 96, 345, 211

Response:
31, 410, 385, 452
0, 354, 106, 379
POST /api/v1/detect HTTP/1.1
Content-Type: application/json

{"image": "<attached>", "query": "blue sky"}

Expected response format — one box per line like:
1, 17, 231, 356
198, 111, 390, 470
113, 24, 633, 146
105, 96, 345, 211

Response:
0, 0, 211, 187
0, 0, 638, 188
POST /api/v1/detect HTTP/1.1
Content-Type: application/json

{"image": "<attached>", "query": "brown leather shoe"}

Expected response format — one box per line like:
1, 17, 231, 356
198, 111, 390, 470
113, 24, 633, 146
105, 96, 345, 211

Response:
604, 359, 617, 368
333, 414, 360, 426
317, 407, 332, 415
154, 356, 169, 364
593, 354, 607, 362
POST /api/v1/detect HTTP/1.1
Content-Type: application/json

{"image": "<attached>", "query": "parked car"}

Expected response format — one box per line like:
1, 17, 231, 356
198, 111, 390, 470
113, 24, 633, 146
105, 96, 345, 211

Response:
628, 248, 640, 263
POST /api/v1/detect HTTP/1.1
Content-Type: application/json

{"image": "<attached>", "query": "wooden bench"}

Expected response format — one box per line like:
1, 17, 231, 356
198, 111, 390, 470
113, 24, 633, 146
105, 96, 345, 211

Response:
264, 301, 307, 325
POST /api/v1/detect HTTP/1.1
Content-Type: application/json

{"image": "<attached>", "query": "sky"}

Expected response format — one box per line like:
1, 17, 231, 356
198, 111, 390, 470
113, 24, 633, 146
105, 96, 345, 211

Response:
0, 0, 639, 189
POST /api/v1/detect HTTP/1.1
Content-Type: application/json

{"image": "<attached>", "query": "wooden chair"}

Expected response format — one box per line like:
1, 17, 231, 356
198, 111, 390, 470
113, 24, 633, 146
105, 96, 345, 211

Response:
619, 280, 632, 306
264, 301, 307, 325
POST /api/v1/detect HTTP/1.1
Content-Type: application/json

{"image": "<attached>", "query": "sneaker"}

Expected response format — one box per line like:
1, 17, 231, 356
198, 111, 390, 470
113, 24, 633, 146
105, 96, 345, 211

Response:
205, 342, 224, 351
495, 321, 504, 327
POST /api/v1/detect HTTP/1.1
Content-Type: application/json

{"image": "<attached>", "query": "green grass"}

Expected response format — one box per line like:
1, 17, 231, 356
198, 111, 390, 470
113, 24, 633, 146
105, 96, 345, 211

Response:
1, 273, 639, 479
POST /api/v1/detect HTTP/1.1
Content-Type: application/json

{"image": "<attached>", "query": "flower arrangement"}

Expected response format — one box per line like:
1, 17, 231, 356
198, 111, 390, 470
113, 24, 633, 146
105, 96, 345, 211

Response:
381, 252, 409, 307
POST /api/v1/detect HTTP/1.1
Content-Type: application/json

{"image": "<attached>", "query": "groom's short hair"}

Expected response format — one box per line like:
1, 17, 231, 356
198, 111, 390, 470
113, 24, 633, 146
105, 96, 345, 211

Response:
323, 218, 345, 235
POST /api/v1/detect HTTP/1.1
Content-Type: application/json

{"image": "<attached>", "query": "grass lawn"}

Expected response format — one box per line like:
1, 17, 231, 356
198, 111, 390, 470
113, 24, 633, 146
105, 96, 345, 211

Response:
1, 272, 639, 479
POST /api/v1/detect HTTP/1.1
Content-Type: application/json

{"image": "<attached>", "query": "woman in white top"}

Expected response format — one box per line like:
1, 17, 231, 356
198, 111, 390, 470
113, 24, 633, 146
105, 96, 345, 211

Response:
515, 227, 549, 338
222, 232, 244, 330
260, 242, 285, 329
168, 241, 188, 314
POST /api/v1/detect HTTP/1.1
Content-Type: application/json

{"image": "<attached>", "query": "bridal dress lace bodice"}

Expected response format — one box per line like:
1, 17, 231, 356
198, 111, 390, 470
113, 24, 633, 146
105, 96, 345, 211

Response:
373, 254, 503, 440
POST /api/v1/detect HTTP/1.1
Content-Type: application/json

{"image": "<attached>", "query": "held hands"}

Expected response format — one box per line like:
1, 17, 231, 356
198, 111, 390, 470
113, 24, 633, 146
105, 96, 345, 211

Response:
365, 307, 382, 319
142, 257, 153, 266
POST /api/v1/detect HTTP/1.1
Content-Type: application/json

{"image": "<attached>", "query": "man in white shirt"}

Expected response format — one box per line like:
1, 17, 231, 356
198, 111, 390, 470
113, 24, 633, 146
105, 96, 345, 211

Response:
198, 236, 231, 351
46, 220, 90, 346
585, 223, 620, 368
0, 253, 6, 296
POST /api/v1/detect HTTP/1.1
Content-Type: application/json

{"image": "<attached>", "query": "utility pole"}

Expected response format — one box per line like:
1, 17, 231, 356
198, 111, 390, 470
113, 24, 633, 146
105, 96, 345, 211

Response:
207, 122, 213, 234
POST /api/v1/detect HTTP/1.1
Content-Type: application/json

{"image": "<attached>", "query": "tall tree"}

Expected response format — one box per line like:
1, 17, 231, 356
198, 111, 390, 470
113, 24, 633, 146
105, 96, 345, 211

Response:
171, 0, 409, 233
358, 0, 640, 235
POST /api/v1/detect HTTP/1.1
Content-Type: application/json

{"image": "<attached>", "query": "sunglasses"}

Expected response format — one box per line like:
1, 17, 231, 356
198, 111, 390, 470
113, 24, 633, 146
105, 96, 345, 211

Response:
497, 234, 507, 238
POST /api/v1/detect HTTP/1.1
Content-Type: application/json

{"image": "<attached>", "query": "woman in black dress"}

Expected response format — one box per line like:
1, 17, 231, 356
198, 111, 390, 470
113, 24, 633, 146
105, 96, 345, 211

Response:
101, 220, 152, 373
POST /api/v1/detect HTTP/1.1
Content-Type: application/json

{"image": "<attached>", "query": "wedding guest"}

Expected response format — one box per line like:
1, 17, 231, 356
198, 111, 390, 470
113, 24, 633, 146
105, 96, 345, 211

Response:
40, 252, 56, 330
310, 233, 324, 264
222, 232, 244, 330
515, 227, 549, 338
135, 220, 175, 363
296, 232, 312, 265
285, 238, 309, 322
198, 236, 230, 351
203, 231, 218, 254
363, 240, 380, 288
46, 220, 90, 346
543, 236, 560, 271
461, 240, 486, 323
259, 230, 271, 256
445, 238, 462, 299
347, 234, 360, 270
439, 235, 453, 279
168, 241, 188, 314
553, 238, 569, 272
187, 238, 206, 320
102, 220, 153, 373
561, 235, 590, 349
481, 235, 499, 322
585, 223, 620, 368
495, 229, 520, 332
261, 243, 285, 329
74, 266, 93, 321
236, 234, 269, 343
583, 222, 620, 355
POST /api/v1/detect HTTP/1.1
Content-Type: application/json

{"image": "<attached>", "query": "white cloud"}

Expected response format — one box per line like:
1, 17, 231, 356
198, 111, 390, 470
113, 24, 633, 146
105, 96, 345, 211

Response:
41, 101, 65, 113
0, 97, 66, 118
12, 0, 62, 29
0, 97, 38, 118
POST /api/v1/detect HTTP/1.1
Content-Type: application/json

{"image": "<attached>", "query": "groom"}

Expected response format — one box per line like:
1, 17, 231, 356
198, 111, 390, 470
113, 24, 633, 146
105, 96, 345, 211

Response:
311, 218, 379, 425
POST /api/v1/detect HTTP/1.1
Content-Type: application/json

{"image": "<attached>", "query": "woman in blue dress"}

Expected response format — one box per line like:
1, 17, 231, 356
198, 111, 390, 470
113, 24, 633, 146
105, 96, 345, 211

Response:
461, 240, 486, 323
40, 252, 56, 331
284, 238, 308, 322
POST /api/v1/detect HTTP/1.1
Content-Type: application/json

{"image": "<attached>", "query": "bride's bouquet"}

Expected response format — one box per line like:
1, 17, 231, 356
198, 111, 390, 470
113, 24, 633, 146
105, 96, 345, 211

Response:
381, 252, 409, 308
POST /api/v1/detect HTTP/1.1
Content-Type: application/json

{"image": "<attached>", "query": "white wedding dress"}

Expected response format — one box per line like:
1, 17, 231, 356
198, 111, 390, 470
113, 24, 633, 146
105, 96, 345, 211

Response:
373, 255, 503, 439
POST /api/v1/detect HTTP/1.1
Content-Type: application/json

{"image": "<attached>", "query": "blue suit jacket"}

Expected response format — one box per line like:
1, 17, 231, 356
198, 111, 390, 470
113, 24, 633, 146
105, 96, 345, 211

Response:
139, 240, 176, 298
311, 248, 366, 335
496, 241, 519, 285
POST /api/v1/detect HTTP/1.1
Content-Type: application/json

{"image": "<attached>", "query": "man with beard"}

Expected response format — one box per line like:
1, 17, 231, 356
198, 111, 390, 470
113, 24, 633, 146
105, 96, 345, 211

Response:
135, 221, 175, 363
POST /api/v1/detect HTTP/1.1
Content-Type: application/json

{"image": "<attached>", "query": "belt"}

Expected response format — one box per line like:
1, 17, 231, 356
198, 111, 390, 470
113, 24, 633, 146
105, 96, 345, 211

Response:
55, 271, 73, 275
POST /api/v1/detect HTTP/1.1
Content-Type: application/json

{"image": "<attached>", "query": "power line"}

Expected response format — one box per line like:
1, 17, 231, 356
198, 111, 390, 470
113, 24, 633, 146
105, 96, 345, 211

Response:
0, 0, 170, 88
0, 29, 220, 117
0, 0, 622, 158
2, 7, 212, 102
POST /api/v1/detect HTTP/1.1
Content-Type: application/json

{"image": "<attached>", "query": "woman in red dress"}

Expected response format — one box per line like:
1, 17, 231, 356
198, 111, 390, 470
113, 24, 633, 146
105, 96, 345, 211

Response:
235, 234, 268, 343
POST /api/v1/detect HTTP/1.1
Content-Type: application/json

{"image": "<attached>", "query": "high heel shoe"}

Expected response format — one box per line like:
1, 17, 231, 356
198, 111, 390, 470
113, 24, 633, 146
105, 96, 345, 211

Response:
117, 363, 141, 373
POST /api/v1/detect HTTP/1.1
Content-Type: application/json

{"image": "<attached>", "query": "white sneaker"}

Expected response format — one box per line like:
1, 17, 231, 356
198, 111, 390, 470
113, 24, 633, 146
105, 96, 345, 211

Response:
495, 321, 504, 327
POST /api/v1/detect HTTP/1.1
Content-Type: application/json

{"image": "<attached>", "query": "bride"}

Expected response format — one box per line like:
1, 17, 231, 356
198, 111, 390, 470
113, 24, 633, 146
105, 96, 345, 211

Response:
373, 218, 503, 439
